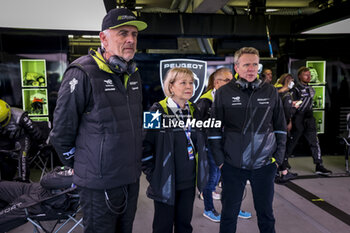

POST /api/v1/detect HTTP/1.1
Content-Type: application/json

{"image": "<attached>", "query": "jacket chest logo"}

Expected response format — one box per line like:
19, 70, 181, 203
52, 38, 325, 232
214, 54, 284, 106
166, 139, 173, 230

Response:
231, 96, 242, 106
257, 98, 270, 105
129, 81, 139, 91
104, 79, 116, 92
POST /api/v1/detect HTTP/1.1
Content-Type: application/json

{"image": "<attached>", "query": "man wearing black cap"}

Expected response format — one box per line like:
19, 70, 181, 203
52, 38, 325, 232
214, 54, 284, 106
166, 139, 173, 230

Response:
50, 8, 147, 233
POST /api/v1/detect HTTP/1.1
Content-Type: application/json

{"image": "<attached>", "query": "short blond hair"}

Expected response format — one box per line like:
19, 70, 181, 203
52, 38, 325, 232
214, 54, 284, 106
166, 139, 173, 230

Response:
163, 68, 194, 97
233, 47, 259, 65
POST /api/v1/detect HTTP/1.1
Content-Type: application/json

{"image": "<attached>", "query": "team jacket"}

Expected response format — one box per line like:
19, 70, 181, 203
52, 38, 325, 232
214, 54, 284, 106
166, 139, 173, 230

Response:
50, 50, 143, 189
290, 82, 315, 115
278, 90, 296, 123
196, 89, 214, 121
208, 79, 287, 169
0, 108, 44, 142
142, 97, 208, 205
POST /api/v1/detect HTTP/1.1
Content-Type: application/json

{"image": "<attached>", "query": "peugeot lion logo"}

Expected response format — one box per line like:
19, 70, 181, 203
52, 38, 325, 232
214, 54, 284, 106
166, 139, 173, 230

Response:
159, 59, 208, 103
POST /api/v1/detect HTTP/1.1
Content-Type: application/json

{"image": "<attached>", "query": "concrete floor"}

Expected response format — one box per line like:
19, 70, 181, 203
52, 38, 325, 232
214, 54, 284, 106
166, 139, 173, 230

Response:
7, 155, 350, 233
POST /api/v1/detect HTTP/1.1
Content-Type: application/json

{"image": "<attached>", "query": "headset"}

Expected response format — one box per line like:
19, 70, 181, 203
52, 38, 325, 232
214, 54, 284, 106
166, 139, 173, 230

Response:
89, 49, 136, 75
236, 77, 262, 90
108, 55, 136, 75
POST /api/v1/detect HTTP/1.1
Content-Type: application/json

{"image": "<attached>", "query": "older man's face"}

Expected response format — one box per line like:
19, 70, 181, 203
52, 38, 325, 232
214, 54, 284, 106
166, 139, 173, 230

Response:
100, 25, 138, 62
234, 54, 259, 82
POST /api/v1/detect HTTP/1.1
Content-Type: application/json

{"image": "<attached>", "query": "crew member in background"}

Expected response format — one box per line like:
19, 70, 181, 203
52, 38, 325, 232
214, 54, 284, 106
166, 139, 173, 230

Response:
209, 47, 287, 233
285, 67, 332, 175
262, 68, 273, 84
274, 74, 299, 182
0, 99, 45, 182
196, 68, 251, 222
50, 8, 147, 233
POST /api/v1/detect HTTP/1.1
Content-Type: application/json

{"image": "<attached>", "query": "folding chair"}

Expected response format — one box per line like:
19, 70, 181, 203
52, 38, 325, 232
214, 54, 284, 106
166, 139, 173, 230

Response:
28, 121, 55, 180
25, 187, 83, 233
28, 144, 55, 180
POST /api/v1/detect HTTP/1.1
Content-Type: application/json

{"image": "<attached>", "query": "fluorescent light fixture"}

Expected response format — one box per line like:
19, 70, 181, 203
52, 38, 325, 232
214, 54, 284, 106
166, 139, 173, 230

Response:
302, 18, 350, 34
82, 35, 100, 39
266, 9, 279, 12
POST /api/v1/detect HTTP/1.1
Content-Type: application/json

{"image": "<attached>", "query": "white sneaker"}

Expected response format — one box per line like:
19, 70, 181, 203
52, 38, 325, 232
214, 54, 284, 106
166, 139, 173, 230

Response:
198, 192, 204, 200
218, 181, 222, 188
212, 191, 221, 200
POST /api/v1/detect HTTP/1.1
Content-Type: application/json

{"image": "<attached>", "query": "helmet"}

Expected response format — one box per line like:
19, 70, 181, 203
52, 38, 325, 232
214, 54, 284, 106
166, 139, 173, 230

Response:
0, 99, 11, 128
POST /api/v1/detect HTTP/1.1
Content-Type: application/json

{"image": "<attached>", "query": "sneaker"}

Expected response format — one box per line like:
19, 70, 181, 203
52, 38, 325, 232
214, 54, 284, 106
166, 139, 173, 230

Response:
198, 192, 204, 200
203, 209, 221, 222
212, 191, 221, 200
315, 164, 332, 175
280, 171, 298, 182
238, 210, 252, 219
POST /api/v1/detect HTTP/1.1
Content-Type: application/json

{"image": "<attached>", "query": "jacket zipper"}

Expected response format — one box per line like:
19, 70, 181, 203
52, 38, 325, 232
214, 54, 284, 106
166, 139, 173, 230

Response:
125, 78, 137, 181
99, 137, 105, 178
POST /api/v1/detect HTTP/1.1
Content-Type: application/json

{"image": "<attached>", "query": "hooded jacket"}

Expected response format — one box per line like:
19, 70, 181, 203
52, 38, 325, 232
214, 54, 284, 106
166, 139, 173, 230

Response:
142, 97, 208, 205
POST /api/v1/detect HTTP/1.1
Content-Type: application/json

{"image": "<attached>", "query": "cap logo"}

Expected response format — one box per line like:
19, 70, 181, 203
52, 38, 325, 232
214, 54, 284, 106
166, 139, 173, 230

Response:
117, 15, 136, 20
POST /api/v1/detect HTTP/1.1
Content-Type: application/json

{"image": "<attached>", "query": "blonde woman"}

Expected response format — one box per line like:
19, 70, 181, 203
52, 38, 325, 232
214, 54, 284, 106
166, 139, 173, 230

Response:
142, 67, 207, 233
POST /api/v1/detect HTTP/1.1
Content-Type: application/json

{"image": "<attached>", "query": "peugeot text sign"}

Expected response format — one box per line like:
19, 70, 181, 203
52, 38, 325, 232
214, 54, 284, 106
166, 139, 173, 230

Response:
160, 59, 207, 103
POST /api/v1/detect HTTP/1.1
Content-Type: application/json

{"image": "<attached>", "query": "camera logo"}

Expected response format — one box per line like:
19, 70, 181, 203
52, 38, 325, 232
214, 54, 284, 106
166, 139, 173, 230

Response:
143, 110, 162, 129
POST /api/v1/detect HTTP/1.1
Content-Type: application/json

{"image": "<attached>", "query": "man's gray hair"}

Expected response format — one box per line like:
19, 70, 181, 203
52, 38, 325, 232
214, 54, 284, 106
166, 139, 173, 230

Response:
100, 29, 109, 49
233, 47, 259, 65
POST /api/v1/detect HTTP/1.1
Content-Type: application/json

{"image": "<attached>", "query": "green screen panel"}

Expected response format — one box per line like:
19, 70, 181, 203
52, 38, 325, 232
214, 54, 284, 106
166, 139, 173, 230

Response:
306, 60, 326, 84
313, 86, 325, 109
20, 59, 47, 87
22, 89, 49, 116
313, 110, 325, 134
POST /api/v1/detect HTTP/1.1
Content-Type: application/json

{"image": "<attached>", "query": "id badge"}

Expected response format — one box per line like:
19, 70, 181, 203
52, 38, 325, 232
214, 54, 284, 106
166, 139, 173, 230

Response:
187, 145, 194, 160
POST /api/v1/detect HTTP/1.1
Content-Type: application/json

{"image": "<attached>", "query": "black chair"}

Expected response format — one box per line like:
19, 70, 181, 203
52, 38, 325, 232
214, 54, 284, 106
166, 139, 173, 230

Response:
26, 189, 83, 233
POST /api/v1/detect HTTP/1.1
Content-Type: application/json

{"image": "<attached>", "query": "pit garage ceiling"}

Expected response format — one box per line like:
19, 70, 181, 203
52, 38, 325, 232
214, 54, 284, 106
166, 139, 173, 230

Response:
0, 0, 349, 33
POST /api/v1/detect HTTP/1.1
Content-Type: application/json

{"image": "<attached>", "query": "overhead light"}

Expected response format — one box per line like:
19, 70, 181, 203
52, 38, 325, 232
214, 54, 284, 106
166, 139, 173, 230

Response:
68, 35, 74, 38
135, 6, 143, 10
82, 35, 100, 39
266, 9, 279, 12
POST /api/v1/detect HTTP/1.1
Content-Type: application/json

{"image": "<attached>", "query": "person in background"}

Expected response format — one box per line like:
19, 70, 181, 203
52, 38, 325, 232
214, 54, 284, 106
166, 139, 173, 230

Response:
142, 67, 208, 233
196, 68, 251, 222
209, 47, 287, 233
0, 99, 45, 182
262, 68, 273, 84
285, 67, 332, 175
50, 8, 147, 233
274, 74, 299, 182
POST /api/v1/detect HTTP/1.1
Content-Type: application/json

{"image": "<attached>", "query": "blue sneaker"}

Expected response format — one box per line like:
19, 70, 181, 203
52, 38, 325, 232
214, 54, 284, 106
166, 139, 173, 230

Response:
238, 210, 252, 219
203, 210, 221, 223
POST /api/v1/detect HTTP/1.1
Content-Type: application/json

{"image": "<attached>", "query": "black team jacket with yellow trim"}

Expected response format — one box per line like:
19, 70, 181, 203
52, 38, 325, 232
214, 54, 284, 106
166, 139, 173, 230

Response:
142, 97, 208, 205
50, 49, 143, 189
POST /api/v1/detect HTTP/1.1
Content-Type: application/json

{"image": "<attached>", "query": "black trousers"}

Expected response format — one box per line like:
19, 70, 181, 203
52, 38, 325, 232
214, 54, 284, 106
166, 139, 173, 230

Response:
285, 114, 322, 165
79, 179, 139, 233
153, 186, 195, 233
220, 163, 277, 233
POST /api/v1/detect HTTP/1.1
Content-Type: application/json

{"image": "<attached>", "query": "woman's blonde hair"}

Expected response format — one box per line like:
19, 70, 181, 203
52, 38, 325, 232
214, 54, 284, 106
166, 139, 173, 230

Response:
163, 68, 194, 97
276, 73, 293, 86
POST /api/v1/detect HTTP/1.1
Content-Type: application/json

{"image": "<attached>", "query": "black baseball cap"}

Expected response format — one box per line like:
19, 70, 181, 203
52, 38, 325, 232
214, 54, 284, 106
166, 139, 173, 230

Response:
102, 8, 147, 32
